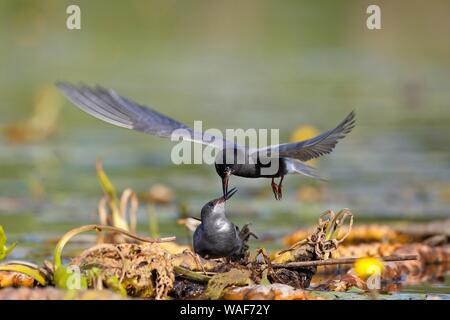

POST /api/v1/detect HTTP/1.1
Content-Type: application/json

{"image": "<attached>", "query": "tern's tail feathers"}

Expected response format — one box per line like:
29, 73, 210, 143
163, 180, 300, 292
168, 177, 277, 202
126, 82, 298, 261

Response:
287, 160, 327, 181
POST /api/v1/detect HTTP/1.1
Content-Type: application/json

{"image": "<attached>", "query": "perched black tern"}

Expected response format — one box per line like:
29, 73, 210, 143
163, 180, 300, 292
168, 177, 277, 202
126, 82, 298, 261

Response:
193, 188, 254, 259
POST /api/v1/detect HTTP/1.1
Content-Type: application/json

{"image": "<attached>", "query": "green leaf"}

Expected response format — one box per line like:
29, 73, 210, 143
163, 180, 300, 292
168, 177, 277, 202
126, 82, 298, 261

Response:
54, 265, 87, 290
105, 276, 127, 296
96, 160, 118, 203
96, 160, 129, 231
0, 264, 47, 286
0, 225, 16, 261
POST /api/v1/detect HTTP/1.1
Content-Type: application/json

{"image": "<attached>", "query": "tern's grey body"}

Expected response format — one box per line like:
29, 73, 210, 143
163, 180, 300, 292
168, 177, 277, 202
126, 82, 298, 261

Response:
193, 188, 246, 259
57, 82, 355, 200
193, 219, 241, 259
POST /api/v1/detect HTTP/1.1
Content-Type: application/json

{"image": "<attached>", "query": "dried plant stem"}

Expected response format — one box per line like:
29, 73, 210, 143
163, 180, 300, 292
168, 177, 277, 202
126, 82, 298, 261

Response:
173, 266, 212, 283
148, 204, 160, 238
272, 255, 418, 269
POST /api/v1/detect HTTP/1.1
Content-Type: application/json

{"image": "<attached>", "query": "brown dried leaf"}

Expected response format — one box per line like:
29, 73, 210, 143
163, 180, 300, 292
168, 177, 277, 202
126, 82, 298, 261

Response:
0, 270, 35, 288
223, 284, 324, 300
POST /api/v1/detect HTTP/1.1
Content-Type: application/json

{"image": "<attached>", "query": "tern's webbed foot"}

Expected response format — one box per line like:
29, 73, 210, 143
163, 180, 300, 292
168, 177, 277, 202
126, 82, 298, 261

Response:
230, 224, 258, 262
271, 177, 284, 200
238, 223, 258, 242
277, 184, 283, 200
271, 178, 279, 200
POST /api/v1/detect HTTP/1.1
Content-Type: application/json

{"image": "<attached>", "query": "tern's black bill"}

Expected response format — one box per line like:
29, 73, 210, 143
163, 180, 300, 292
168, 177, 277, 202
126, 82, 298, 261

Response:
224, 187, 237, 200
216, 187, 237, 205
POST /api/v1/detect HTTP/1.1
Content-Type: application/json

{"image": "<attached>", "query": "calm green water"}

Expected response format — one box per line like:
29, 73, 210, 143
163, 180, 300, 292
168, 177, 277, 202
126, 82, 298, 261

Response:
1, 1, 449, 296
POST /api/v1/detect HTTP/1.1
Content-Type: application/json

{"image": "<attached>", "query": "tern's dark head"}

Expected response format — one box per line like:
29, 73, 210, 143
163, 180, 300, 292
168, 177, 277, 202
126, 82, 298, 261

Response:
214, 162, 234, 197
214, 162, 233, 178
201, 187, 237, 219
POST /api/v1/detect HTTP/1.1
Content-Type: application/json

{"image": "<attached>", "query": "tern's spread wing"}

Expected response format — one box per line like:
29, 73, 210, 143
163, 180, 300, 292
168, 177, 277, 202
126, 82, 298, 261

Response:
56, 82, 233, 149
254, 111, 355, 162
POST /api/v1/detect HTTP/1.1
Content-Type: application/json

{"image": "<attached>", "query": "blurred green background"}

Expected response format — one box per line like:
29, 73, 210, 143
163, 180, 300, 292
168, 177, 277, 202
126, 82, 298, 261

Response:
1, 0, 450, 262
